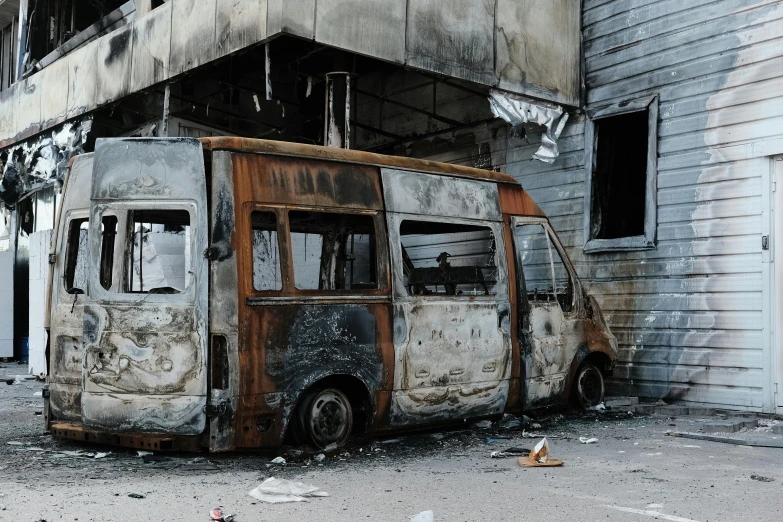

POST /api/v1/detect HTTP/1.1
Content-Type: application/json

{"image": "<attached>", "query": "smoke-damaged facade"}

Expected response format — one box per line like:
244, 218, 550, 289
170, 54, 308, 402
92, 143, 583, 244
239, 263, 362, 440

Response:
2, 0, 782, 420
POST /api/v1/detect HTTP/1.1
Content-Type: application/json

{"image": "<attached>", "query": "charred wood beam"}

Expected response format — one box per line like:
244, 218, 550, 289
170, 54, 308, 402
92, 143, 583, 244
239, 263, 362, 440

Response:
354, 87, 463, 127
162, 90, 282, 132
360, 117, 497, 153
351, 121, 404, 141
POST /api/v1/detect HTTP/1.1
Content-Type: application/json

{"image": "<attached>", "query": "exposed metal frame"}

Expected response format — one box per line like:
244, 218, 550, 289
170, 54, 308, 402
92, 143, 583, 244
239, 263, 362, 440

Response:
582, 94, 659, 253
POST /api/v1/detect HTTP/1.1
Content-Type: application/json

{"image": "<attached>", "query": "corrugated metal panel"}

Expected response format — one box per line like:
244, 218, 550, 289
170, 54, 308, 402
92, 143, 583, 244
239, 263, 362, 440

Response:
512, 0, 783, 410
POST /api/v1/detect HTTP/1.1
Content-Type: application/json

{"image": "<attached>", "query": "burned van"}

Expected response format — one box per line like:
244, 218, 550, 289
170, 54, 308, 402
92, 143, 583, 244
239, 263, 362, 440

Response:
44, 137, 617, 452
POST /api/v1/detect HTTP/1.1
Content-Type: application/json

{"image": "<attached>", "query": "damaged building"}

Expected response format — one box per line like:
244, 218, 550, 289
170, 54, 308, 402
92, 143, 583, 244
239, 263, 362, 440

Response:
0, 0, 780, 415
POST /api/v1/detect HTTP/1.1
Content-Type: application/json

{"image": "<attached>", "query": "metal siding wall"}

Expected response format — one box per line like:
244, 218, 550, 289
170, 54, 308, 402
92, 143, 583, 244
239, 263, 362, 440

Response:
511, 0, 783, 410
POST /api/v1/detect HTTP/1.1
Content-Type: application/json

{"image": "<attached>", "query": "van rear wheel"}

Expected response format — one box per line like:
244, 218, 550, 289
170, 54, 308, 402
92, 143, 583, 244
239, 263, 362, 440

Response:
574, 363, 605, 409
296, 388, 353, 449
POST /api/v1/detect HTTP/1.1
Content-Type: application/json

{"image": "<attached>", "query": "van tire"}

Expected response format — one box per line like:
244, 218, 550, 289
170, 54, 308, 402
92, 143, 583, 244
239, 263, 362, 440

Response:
295, 387, 354, 450
573, 363, 605, 410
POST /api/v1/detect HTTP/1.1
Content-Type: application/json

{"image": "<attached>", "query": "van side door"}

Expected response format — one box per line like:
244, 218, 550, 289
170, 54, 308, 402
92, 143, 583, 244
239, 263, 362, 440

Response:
384, 169, 512, 426
511, 217, 585, 408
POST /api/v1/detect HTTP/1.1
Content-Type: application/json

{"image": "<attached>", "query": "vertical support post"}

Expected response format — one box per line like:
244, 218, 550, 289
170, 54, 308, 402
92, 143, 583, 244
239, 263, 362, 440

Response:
160, 83, 171, 137
16, 0, 28, 81
324, 72, 351, 149
135, 0, 153, 16
265, 43, 272, 101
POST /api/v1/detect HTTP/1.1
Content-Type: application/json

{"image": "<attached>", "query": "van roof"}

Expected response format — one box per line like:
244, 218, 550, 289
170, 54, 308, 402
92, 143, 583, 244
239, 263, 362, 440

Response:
200, 137, 519, 185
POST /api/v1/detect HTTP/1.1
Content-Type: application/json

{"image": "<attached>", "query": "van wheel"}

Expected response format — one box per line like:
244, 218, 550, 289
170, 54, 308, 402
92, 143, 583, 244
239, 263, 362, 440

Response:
574, 363, 604, 409
296, 388, 353, 449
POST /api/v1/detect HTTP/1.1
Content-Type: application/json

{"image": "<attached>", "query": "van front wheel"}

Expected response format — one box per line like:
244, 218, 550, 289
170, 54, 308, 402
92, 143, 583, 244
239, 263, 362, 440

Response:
296, 388, 354, 449
574, 363, 605, 409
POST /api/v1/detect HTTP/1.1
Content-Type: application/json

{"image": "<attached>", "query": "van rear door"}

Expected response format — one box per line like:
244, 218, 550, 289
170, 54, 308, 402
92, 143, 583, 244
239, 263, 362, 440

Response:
80, 138, 209, 436
48, 155, 93, 422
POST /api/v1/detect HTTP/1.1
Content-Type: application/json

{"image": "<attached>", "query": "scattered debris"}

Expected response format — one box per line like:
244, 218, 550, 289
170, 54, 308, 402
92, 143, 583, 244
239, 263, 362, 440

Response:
485, 437, 498, 444
473, 420, 492, 429
531, 423, 542, 429
750, 475, 774, 483
210, 506, 235, 521
579, 437, 598, 444
142, 454, 167, 463
270, 456, 286, 465
323, 443, 339, 453
667, 431, 783, 449
136, 451, 153, 457
128, 493, 145, 499
499, 414, 521, 430
588, 403, 606, 411
410, 510, 434, 522
6, 441, 23, 446
488, 89, 568, 163
490, 451, 507, 458
248, 478, 329, 503
314, 453, 326, 462
518, 438, 563, 467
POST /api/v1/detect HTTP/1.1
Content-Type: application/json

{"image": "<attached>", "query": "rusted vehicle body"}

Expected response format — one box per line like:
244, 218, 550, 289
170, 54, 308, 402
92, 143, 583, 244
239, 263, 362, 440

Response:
44, 137, 617, 452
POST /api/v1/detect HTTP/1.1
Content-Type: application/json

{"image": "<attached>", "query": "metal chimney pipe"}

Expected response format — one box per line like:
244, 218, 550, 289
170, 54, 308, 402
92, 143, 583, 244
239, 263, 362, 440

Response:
324, 72, 351, 148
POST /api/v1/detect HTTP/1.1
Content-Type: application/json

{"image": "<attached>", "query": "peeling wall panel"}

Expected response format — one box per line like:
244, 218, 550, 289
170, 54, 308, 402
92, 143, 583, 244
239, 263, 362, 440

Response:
130, 1, 172, 92
216, 0, 267, 59
406, 0, 495, 85
316, 0, 406, 64
170, 0, 217, 74
496, 0, 580, 107
266, 0, 315, 38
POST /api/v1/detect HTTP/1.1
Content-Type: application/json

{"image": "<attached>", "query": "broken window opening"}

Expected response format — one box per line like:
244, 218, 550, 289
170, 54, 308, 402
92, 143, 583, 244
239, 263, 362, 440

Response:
123, 209, 191, 294
514, 223, 573, 313
584, 96, 658, 252
289, 211, 378, 291
400, 220, 498, 297
64, 217, 89, 294
591, 110, 648, 240
251, 211, 281, 291
0, 16, 19, 92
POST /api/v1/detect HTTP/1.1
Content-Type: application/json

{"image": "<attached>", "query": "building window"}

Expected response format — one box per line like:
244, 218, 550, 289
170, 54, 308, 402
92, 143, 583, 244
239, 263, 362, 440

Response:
399, 220, 498, 297
583, 95, 658, 252
289, 211, 378, 291
251, 211, 282, 291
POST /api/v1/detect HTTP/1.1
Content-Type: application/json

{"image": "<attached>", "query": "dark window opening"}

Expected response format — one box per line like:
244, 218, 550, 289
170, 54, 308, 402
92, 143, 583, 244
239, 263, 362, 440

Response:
289, 211, 377, 291
399, 220, 498, 297
514, 223, 573, 313
251, 211, 281, 291
124, 209, 191, 294
64, 218, 89, 294
591, 110, 649, 240
99, 215, 118, 290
